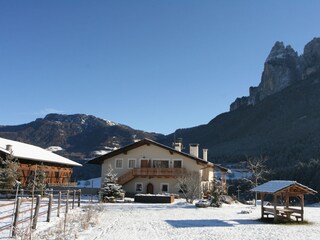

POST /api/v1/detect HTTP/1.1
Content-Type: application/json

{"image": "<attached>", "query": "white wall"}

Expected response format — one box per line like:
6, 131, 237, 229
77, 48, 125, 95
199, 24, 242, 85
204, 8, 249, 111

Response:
100, 143, 209, 195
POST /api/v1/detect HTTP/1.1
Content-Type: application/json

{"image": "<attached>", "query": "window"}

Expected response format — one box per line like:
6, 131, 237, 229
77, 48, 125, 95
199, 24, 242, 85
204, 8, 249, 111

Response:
173, 160, 182, 168
128, 159, 136, 169
135, 183, 143, 192
153, 160, 169, 168
161, 183, 169, 193
115, 159, 123, 169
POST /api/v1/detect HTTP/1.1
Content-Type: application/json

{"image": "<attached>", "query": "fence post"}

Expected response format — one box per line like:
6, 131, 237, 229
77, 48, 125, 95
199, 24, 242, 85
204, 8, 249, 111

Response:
32, 195, 41, 229
57, 191, 61, 217
12, 197, 21, 237
78, 189, 81, 207
66, 190, 69, 213
47, 194, 53, 222
72, 190, 75, 209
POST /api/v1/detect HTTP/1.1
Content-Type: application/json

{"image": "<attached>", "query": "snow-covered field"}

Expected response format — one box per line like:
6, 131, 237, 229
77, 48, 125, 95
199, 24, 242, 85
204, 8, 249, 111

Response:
32, 199, 320, 240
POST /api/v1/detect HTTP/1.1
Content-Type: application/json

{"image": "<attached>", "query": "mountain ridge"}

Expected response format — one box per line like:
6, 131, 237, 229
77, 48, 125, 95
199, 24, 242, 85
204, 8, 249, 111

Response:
1, 38, 320, 191
0, 113, 164, 179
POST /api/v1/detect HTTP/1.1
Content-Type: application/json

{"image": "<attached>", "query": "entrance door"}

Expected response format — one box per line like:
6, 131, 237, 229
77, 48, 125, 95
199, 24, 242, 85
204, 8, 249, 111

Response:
147, 183, 154, 194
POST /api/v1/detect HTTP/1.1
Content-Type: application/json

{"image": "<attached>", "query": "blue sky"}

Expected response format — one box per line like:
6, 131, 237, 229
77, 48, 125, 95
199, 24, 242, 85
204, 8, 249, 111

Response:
1, 1, 320, 134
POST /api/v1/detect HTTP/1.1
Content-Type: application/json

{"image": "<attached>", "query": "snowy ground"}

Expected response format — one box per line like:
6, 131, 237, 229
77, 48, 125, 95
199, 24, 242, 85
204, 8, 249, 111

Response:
0, 196, 98, 240
1, 198, 319, 239
31, 199, 320, 240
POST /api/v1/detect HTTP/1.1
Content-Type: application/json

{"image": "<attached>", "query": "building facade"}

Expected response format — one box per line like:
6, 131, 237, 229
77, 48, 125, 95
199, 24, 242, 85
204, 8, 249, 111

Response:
0, 137, 81, 187
90, 138, 229, 197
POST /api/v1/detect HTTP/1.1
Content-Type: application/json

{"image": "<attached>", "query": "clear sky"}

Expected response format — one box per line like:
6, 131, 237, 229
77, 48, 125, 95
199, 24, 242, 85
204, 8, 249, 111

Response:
1, 1, 320, 134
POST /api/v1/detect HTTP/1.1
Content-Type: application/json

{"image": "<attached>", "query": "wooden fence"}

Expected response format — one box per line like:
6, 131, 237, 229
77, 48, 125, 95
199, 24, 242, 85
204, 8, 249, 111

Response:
0, 189, 81, 237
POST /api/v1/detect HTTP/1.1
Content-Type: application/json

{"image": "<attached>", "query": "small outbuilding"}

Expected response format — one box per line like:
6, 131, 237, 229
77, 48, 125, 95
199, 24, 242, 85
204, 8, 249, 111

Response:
251, 180, 317, 222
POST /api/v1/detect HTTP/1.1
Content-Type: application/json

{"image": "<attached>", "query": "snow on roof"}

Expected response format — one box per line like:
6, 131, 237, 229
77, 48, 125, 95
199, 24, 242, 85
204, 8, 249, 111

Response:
0, 137, 82, 167
251, 180, 317, 194
90, 138, 229, 172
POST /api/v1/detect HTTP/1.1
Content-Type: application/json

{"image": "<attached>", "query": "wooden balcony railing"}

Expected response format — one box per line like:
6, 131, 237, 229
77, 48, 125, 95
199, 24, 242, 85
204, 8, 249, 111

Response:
133, 168, 186, 177
117, 168, 186, 185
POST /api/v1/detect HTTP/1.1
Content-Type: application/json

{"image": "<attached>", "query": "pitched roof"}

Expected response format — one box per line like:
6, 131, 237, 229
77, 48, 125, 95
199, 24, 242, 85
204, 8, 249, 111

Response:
89, 138, 229, 172
251, 180, 317, 194
0, 137, 82, 167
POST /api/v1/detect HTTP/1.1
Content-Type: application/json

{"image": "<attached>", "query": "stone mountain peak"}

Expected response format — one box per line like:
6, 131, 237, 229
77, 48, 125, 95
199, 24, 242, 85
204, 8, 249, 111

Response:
230, 37, 320, 111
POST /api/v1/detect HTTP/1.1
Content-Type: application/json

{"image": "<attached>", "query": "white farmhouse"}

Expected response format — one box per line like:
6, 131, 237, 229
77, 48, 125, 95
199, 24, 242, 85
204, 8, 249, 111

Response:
89, 138, 229, 197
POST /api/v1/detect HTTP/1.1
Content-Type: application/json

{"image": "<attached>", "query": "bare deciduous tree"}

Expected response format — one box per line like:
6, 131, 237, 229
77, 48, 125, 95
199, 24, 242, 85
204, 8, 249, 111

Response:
245, 155, 269, 206
176, 171, 201, 204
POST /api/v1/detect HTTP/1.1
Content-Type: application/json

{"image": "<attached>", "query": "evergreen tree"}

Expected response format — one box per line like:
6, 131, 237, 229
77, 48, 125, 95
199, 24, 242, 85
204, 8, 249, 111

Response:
0, 154, 20, 189
101, 165, 124, 202
209, 179, 223, 207
26, 163, 46, 195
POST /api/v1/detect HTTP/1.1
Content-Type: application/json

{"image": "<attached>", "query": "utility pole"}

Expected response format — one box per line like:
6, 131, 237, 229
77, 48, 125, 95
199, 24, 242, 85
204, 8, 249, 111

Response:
237, 185, 241, 201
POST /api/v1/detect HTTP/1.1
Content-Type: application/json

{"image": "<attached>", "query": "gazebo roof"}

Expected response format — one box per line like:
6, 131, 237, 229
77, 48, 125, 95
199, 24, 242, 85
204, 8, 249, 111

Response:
251, 180, 317, 195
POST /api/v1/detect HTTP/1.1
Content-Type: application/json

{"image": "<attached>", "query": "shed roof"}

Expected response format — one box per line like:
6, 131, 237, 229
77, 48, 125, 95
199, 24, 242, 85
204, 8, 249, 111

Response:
0, 137, 82, 167
251, 180, 317, 194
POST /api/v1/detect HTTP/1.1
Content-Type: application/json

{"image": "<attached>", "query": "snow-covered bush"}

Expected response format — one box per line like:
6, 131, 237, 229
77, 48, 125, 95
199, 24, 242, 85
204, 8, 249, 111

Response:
101, 165, 124, 202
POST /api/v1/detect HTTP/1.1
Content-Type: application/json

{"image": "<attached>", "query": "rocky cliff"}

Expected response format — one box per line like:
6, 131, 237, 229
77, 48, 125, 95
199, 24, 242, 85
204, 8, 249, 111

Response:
230, 38, 320, 111
160, 37, 320, 192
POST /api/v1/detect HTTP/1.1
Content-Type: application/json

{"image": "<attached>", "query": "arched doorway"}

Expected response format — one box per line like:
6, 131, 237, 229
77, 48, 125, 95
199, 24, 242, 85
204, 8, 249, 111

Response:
147, 183, 154, 194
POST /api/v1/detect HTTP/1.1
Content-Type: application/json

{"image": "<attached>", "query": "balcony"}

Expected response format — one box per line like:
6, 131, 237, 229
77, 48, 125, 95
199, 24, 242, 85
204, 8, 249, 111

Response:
133, 167, 186, 177
118, 168, 186, 185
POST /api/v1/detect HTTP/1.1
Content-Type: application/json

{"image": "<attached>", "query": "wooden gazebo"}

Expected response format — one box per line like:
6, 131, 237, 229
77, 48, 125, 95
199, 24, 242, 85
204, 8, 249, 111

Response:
251, 180, 317, 222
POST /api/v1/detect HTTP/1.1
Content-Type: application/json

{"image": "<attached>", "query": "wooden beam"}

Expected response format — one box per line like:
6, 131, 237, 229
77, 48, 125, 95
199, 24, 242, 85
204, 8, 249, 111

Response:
273, 193, 278, 222
300, 194, 304, 221
261, 192, 265, 219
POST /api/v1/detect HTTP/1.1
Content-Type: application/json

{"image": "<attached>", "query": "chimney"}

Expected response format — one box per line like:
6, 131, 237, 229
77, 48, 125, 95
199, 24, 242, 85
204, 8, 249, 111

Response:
173, 138, 183, 152
189, 144, 199, 158
6, 145, 12, 152
203, 149, 208, 161
174, 142, 182, 152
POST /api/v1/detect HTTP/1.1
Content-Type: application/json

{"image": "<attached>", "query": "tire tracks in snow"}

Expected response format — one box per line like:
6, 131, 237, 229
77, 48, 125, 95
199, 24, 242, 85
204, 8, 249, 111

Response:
92, 205, 138, 240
